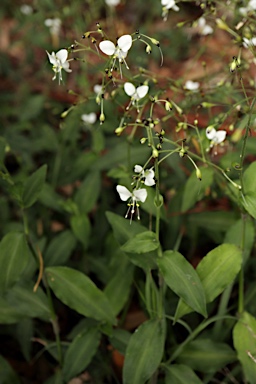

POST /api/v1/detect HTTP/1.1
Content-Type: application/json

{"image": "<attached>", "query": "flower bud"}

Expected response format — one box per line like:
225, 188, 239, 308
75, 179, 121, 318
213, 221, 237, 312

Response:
146, 44, 152, 54
115, 127, 124, 135
150, 38, 160, 47
196, 168, 202, 181
100, 113, 105, 124
216, 18, 229, 31
165, 101, 172, 111
152, 147, 159, 158
95, 95, 101, 105
140, 137, 147, 144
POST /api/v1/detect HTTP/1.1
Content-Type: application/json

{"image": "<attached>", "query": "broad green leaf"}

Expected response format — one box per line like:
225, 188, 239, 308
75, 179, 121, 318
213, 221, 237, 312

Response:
22, 164, 47, 208
39, 183, 64, 212
188, 211, 237, 232
0, 296, 25, 324
44, 230, 77, 266
182, 167, 214, 212
6, 282, 51, 321
106, 212, 157, 269
176, 339, 236, 373
110, 329, 131, 355
63, 327, 100, 381
75, 171, 101, 214
0, 232, 30, 293
165, 364, 203, 384
243, 161, 256, 193
16, 319, 33, 361
175, 244, 242, 320
0, 355, 20, 384
123, 318, 166, 384
242, 191, 256, 219
70, 214, 91, 249
121, 231, 160, 254
158, 251, 207, 317
106, 211, 147, 245
224, 217, 254, 264
46, 266, 116, 324
233, 311, 256, 383
105, 261, 134, 316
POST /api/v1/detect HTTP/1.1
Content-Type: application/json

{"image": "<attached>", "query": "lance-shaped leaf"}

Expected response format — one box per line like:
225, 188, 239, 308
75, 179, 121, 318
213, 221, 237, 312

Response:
158, 250, 207, 317
0, 355, 20, 384
123, 318, 166, 384
22, 164, 47, 208
165, 364, 203, 384
175, 244, 242, 320
0, 232, 30, 293
121, 231, 159, 254
233, 311, 256, 383
241, 191, 256, 219
63, 326, 101, 382
45, 266, 116, 324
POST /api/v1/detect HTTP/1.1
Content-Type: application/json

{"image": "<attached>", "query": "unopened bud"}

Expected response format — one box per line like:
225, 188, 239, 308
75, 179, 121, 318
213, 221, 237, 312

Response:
201, 102, 217, 108
100, 113, 105, 124
61, 110, 69, 118
165, 101, 172, 111
150, 37, 160, 46
196, 168, 202, 181
216, 18, 229, 31
152, 147, 159, 158
96, 95, 101, 105
140, 137, 147, 144
146, 44, 152, 54
115, 127, 124, 135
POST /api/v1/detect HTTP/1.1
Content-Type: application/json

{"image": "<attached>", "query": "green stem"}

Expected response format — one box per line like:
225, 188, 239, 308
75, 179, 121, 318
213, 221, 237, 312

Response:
238, 213, 247, 314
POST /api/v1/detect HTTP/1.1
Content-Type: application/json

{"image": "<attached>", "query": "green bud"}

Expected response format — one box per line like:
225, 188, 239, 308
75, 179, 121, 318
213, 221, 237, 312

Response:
201, 102, 217, 108
146, 44, 152, 54
96, 95, 101, 105
115, 127, 124, 135
152, 147, 159, 158
100, 113, 105, 124
150, 37, 160, 46
140, 137, 147, 144
196, 168, 202, 181
216, 18, 229, 31
165, 101, 172, 111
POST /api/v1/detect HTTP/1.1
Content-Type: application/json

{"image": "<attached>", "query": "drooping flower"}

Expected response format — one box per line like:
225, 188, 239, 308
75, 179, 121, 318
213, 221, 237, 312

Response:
124, 82, 149, 110
99, 34, 132, 75
161, 0, 179, 21
243, 37, 256, 48
206, 127, 226, 147
46, 49, 72, 83
184, 80, 200, 91
81, 113, 97, 124
105, 0, 120, 6
45, 18, 61, 35
239, 0, 256, 15
134, 165, 155, 186
197, 17, 213, 36
116, 185, 147, 220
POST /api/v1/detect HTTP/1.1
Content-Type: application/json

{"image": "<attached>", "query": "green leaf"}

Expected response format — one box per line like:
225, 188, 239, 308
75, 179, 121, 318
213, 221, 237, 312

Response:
62, 326, 100, 381
45, 266, 116, 324
176, 339, 236, 373
158, 251, 207, 317
182, 167, 214, 212
233, 311, 256, 383
110, 329, 131, 355
121, 231, 160, 254
0, 296, 24, 324
0, 355, 20, 384
44, 230, 77, 266
74, 171, 101, 214
106, 212, 157, 269
123, 318, 166, 384
22, 164, 47, 208
175, 244, 242, 320
243, 161, 256, 193
6, 282, 51, 321
242, 191, 256, 219
0, 233, 30, 293
105, 260, 134, 316
165, 364, 203, 384
224, 217, 254, 264
70, 214, 91, 249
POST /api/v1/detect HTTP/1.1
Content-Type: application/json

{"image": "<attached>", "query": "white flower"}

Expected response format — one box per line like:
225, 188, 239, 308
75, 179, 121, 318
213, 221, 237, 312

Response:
45, 18, 61, 35
243, 37, 256, 48
99, 34, 132, 75
81, 113, 97, 124
239, 0, 256, 15
134, 165, 155, 186
161, 0, 179, 11
94, 84, 103, 94
197, 17, 213, 36
46, 49, 72, 83
105, 0, 120, 6
161, 0, 179, 20
184, 80, 200, 91
20, 4, 33, 15
206, 127, 226, 146
116, 185, 147, 220
124, 83, 149, 101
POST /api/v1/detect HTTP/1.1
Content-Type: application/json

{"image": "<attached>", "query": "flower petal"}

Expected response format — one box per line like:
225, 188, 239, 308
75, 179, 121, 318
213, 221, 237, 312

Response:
134, 164, 143, 173
56, 49, 68, 63
214, 130, 226, 144
116, 185, 132, 201
136, 85, 149, 99
144, 169, 155, 186
99, 40, 116, 56
46, 51, 57, 65
124, 82, 136, 97
117, 35, 132, 52
133, 189, 147, 203
206, 127, 217, 140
